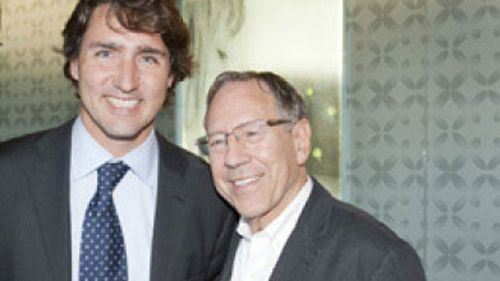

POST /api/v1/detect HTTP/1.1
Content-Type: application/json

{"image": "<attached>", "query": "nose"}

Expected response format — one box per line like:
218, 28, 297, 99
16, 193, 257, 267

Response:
115, 58, 139, 93
224, 134, 250, 168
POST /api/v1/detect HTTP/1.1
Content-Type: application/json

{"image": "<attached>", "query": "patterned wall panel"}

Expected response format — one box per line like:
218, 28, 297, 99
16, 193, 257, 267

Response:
0, 0, 175, 142
0, 0, 78, 141
345, 0, 500, 280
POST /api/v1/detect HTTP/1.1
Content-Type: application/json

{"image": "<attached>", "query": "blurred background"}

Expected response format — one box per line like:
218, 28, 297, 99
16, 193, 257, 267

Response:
1, 1, 500, 280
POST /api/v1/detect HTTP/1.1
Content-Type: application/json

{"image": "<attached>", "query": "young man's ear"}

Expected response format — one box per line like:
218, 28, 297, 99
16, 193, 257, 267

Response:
292, 118, 312, 166
69, 60, 80, 81
167, 73, 175, 88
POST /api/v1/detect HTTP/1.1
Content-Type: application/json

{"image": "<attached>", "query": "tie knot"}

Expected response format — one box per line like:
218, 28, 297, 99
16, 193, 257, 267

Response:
97, 161, 130, 193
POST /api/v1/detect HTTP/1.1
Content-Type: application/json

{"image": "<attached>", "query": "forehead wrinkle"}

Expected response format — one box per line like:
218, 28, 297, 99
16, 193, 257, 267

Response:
207, 118, 263, 136
206, 81, 280, 132
84, 20, 168, 58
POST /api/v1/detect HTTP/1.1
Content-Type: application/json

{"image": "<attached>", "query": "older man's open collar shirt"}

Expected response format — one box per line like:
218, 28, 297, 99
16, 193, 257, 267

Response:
231, 177, 313, 281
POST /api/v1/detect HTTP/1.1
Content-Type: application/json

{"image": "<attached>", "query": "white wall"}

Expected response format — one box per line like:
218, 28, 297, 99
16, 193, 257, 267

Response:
181, 0, 342, 145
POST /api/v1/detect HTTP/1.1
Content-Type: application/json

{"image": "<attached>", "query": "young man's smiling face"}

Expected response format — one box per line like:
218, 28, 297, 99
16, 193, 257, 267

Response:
70, 4, 173, 156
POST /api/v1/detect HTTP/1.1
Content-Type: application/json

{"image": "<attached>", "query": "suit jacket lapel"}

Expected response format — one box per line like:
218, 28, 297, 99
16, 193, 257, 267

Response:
150, 135, 190, 281
270, 179, 332, 281
28, 121, 73, 281
218, 231, 241, 281
219, 228, 317, 281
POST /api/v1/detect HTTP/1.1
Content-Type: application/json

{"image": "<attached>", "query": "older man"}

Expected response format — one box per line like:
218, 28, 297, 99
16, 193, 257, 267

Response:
198, 71, 426, 281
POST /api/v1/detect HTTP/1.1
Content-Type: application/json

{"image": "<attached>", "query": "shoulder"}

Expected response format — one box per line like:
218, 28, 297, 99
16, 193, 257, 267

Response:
155, 133, 232, 207
308, 180, 419, 259
0, 128, 54, 166
329, 197, 424, 278
304, 181, 424, 278
155, 133, 211, 179
155, 134, 237, 226
0, 130, 44, 159
0, 121, 72, 162
0, 122, 72, 181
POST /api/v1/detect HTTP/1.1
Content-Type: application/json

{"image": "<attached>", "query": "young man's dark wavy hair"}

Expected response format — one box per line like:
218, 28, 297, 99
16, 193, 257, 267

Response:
62, 0, 192, 101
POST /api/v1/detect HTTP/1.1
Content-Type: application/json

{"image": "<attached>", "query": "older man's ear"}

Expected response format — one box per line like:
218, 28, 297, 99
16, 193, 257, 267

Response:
292, 118, 312, 166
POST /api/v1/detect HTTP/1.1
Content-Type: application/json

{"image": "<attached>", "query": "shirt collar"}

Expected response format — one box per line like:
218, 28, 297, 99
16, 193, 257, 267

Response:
70, 117, 158, 188
236, 176, 313, 248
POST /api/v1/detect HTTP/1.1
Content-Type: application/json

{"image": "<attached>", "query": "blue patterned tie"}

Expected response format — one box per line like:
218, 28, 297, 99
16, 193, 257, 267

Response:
79, 161, 130, 281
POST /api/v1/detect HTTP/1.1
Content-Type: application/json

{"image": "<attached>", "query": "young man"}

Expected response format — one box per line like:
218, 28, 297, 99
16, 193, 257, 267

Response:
199, 70, 426, 281
0, 1, 235, 280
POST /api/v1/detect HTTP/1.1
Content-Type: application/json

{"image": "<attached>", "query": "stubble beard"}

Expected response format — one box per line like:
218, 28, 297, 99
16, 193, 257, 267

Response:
81, 102, 156, 142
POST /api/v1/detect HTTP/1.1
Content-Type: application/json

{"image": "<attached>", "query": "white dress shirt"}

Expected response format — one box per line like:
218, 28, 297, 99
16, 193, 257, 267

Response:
230, 177, 313, 281
70, 117, 158, 281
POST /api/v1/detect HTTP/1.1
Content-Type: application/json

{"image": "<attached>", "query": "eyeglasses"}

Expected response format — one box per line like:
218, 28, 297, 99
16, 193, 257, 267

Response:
197, 119, 293, 156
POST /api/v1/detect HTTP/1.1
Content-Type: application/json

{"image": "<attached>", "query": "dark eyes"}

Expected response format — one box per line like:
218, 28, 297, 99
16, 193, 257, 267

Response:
95, 49, 112, 58
244, 130, 260, 139
208, 138, 225, 148
93, 49, 162, 66
142, 56, 159, 65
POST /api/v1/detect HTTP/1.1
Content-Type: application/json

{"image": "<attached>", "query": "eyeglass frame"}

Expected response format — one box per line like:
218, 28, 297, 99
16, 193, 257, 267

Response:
196, 118, 294, 156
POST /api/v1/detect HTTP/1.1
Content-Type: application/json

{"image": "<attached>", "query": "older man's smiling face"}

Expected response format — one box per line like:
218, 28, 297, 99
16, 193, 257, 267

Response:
206, 79, 310, 232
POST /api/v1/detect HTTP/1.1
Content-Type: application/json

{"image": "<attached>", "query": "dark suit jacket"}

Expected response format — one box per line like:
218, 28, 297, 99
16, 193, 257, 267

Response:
0, 120, 237, 281
219, 179, 426, 281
